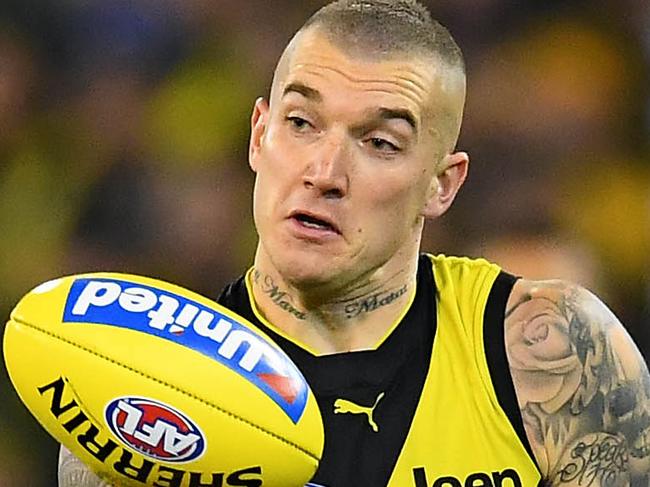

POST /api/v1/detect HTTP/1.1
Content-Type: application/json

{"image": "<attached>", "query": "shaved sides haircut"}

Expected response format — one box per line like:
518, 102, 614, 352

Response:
302, 0, 465, 73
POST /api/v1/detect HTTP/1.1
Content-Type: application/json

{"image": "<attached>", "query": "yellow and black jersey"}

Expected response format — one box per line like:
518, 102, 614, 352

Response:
218, 254, 543, 487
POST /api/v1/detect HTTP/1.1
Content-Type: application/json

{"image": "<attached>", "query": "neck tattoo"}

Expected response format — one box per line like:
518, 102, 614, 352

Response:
252, 269, 409, 321
252, 269, 307, 320
342, 285, 408, 319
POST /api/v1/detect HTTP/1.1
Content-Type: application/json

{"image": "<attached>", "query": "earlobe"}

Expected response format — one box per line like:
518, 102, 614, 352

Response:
249, 97, 269, 172
422, 151, 469, 219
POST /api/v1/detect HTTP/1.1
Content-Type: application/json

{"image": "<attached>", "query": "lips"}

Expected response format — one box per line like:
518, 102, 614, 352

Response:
289, 210, 340, 234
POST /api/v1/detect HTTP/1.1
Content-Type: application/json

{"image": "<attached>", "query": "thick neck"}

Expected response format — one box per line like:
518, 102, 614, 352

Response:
250, 247, 420, 354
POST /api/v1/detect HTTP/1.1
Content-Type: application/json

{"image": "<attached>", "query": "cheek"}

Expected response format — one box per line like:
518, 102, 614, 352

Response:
260, 131, 310, 188
255, 132, 301, 188
352, 174, 426, 243
252, 153, 288, 226
361, 172, 428, 220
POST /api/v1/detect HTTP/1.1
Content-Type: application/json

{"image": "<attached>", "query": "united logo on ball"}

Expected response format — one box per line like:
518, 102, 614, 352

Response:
64, 278, 310, 424
4, 273, 324, 486
105, 396, 206, 463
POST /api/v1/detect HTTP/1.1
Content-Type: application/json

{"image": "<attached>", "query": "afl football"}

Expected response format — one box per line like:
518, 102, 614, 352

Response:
3, 273, 323, 487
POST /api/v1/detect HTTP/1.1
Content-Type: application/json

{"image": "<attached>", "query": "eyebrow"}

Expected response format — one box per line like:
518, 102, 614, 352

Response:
377, 107, 418, 132
283, 81, 418, 133
282, 82, 322, 102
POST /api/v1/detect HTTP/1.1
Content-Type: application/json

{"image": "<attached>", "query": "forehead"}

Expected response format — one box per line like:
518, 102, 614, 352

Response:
273, 30, 447, 121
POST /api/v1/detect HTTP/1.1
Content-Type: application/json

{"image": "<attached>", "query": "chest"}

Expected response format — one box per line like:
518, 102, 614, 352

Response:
299, 328, 541, 487
216, 258, 542, 486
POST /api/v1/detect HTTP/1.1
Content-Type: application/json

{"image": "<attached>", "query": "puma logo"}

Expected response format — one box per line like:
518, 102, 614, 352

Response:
333, 392, 385, 432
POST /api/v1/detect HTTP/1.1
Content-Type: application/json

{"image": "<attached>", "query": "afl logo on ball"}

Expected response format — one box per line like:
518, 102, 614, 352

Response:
105, 397, 206, 463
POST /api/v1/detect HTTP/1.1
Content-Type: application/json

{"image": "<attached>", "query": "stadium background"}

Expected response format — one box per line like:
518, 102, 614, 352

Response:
0, 0, 648, 484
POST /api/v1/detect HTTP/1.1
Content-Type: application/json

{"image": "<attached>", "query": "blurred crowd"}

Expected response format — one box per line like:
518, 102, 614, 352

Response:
0, 0, 648, 484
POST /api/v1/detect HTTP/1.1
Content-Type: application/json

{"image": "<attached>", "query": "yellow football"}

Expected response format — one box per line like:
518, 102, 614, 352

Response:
3, 273, 323, 487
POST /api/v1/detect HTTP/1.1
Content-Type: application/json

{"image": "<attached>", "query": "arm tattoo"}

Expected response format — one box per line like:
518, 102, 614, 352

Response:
555, 433, 628, 486
505, 282, 650, 486
58, 445, 112, 487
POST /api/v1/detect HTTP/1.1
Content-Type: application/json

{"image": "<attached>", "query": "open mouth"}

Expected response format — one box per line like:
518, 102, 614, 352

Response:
291, 212, 339, 234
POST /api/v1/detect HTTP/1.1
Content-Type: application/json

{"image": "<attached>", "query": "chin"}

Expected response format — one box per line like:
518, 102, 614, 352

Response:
278, 257, 336, 287
271, 247, 346, 290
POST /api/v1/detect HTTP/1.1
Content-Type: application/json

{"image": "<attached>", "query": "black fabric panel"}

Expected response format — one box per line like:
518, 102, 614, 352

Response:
483, 271, 542, 475
218, 255, 437, 487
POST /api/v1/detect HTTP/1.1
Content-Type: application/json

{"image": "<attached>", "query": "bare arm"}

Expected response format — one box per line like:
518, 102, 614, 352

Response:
505, 280, 650, 487
58, 445, 113, 487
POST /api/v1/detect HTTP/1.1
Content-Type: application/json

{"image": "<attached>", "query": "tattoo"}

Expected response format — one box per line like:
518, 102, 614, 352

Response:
252, 269, 307, 320
343, 284, 408, 319
252, 269, 409, 321
58, 446, 112, 487
505, 281, 650, 484
554, 434, 628, 486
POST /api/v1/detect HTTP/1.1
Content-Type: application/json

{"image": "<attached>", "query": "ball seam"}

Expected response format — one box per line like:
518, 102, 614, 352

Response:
12, 317, 320, 463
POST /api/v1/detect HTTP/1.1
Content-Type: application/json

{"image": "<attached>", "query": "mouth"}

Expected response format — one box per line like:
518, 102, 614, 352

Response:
289, 211, 340, 235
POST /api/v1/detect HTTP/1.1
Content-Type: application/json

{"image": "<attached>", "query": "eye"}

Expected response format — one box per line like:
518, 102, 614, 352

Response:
286, 116, 312, 131
368, 137, 400, 153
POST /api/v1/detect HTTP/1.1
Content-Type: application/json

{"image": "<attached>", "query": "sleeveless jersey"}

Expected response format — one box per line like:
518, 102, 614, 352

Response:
218, 254, 543, 487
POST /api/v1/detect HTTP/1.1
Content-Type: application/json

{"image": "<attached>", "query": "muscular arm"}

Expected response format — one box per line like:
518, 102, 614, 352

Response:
58, 445, 112, 487
505, 280, 650, 487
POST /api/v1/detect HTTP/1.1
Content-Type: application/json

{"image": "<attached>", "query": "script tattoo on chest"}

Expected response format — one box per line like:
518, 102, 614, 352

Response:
252, 270, 307, 320
343, 285, 408, 319
555, 434, 628, 486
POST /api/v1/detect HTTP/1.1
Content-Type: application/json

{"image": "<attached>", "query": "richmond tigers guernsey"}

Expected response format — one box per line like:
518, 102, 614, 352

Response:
218, 254, 543, 487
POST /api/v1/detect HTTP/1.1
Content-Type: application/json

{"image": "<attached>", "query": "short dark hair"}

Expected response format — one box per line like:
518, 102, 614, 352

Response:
301, 0, 464, 73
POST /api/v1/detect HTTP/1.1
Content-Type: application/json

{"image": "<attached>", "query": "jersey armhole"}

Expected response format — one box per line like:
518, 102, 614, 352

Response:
483, 272, 543, 478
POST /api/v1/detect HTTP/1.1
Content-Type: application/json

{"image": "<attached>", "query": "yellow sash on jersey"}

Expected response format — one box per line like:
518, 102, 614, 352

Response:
387, 255, 541, 487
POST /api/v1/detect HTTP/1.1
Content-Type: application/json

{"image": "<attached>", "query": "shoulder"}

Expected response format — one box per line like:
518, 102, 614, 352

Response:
424, 253, 501, 291
425, 252, 500, 270
216, 273, 248, 307
504, 279, 650, 485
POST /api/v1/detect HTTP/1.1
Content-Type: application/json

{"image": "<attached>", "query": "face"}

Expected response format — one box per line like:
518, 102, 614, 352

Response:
249, 29, 467, 292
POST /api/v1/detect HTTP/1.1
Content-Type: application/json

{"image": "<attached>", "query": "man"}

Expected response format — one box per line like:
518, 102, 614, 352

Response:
60, 1, 650, 486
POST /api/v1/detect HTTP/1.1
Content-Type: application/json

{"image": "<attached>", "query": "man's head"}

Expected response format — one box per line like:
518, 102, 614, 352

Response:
249, 0, 470, 295
276, 0, 467, 156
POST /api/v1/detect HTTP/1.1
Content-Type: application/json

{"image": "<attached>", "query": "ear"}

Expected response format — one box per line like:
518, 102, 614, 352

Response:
422, 151, 469, 219
249, 97, 270, 172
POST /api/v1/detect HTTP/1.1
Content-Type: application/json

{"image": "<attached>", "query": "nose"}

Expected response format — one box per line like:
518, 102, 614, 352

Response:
302, 132, 350, 199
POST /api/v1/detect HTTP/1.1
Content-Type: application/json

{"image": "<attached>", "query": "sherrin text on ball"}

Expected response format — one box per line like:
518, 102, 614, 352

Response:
3, 273, 324, 487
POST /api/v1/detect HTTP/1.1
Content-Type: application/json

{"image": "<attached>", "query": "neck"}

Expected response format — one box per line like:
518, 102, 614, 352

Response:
249, 254, 419, 354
